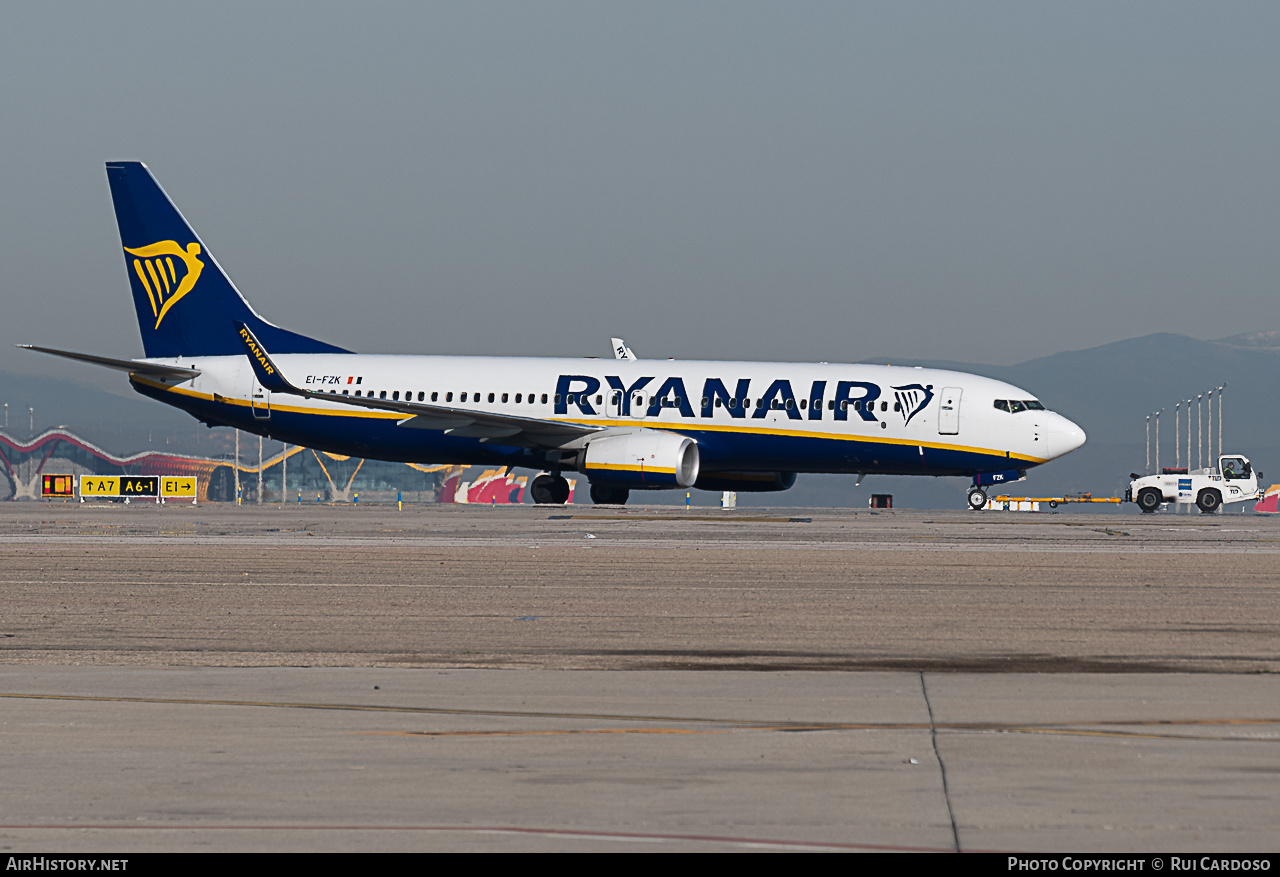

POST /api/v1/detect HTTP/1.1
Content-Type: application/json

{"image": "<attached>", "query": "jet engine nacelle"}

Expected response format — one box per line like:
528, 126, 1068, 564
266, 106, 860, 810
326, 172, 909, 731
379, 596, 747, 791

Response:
694, 471, 797, 493
583, 431, 700, 489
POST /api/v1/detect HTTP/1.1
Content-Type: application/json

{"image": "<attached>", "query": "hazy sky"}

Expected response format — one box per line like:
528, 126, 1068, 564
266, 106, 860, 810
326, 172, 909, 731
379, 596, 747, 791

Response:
3, 2, 1278, 391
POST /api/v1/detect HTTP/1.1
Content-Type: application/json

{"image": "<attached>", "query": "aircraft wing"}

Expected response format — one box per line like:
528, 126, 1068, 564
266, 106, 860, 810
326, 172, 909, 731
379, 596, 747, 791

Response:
235, 323, 602, 447
18, 345, 202, 380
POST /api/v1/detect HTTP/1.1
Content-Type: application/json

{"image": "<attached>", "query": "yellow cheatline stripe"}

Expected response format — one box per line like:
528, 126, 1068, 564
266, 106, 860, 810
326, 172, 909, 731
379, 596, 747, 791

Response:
584, 462, 677, 474
132, 376, 403, 420
580, 417, 1045, 463
131, 377, 1045, 463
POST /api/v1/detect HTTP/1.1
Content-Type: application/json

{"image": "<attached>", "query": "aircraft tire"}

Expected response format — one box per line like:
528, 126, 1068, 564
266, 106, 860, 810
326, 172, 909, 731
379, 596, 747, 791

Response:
1137, 488, 1162, 513
531, 473, 571, 505
589, 484, 630, 505
1196, 488, 1221, 514
967, 488, 987, 510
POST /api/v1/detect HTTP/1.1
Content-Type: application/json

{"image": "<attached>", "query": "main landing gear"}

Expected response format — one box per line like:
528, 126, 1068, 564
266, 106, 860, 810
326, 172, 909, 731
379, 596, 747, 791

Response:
966, 487, 988, 511
529, 473, 571, 505
589, 484, 630, 506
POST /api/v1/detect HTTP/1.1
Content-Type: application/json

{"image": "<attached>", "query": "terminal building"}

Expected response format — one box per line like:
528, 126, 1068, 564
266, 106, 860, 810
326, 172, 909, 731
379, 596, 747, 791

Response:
0, 429, 462, 503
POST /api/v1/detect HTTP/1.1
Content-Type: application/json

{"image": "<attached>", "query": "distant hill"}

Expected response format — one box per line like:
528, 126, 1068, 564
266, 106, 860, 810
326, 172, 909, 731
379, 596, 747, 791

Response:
3, 333, 1274, 509
0, 368, 233, 460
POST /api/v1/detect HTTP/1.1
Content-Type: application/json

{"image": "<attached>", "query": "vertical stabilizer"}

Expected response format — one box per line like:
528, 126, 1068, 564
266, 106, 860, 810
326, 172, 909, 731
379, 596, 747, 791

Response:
106, 162, 349, 358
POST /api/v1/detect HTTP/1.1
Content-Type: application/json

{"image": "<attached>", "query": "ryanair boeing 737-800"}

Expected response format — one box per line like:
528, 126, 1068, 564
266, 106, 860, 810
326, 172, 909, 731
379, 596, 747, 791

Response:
22, 162, 1085, 506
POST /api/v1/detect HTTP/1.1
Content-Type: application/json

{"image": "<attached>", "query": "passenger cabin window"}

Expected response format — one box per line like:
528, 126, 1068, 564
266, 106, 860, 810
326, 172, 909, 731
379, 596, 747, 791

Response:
392, 391, 400, 401
488, 393, 495, 403
446, 392, 453, 402
379, 391, 387, 400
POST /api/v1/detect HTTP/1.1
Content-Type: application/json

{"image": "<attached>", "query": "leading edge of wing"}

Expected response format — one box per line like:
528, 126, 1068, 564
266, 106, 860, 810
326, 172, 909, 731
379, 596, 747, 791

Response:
233, 322, 601, 445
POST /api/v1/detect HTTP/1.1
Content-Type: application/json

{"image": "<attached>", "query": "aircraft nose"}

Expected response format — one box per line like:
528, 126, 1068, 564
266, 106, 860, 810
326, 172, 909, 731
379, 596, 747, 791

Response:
1046, 414, 1087, 459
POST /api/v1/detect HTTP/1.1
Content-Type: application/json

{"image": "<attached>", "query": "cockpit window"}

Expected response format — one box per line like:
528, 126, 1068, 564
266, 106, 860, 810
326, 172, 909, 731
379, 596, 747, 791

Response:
994, 399, 1046, 413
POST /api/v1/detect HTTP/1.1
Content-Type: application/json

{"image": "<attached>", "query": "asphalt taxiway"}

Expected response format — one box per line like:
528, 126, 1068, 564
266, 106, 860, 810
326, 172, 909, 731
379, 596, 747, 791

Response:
0, 504, 1276, 851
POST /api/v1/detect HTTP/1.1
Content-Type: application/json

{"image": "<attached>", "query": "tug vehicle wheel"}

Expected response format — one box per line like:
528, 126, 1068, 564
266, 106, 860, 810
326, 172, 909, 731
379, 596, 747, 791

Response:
1137, 488, 1163, 513
1196, 489, 1221, 514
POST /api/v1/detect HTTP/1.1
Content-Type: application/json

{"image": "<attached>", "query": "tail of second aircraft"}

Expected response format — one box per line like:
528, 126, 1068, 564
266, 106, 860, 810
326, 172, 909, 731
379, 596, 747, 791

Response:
106, 162, 349, 359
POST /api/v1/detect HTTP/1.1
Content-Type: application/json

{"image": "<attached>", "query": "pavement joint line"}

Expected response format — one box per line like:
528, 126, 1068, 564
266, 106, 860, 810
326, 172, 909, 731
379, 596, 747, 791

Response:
920, 671, 961, 853
4, 692, 1279, 733
0, 823, 956, 852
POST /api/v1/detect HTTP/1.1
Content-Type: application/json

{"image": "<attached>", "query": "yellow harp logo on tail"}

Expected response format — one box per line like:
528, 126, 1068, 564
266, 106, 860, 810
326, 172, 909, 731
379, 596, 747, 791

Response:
123, 241, 205, 329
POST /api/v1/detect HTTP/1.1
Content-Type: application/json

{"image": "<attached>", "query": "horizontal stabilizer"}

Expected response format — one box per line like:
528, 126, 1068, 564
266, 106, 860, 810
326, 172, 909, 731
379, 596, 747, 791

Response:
17, 345, 200, 380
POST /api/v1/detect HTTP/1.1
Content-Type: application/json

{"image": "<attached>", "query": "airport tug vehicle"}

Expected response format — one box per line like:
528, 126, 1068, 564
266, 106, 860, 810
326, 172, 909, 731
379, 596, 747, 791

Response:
1126, 455, 1262, 514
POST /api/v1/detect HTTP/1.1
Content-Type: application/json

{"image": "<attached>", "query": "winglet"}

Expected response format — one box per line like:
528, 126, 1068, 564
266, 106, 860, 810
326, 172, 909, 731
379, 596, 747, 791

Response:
235, 321, 295, 394
611, 337, 637, 361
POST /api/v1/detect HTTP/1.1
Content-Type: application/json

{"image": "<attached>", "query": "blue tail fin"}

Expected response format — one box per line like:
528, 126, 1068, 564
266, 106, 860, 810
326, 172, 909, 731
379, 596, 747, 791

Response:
106, 162, 349, 358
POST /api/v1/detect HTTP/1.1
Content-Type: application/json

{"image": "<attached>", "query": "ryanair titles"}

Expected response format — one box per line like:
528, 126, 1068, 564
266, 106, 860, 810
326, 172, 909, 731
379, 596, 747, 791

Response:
554, 374, 934, 425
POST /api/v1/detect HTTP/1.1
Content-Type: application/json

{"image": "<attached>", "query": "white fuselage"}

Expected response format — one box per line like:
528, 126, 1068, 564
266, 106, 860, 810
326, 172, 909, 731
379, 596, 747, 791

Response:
134, 352, 1087, 480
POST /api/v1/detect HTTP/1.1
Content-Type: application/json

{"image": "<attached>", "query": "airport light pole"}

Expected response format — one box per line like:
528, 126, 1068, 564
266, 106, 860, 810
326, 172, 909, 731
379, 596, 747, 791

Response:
257, 435, 263, 504
1197, 394, 1203, 471
28, 407, 33, 436
3, 403, 7, 430
1146, 415, 1150, 473
1207, 389, 1214, 462
1186, 399, 1192, 473
1218, 384, 1225, 454
1155, 409, 1161, 473
1174, 403, 1180, 469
